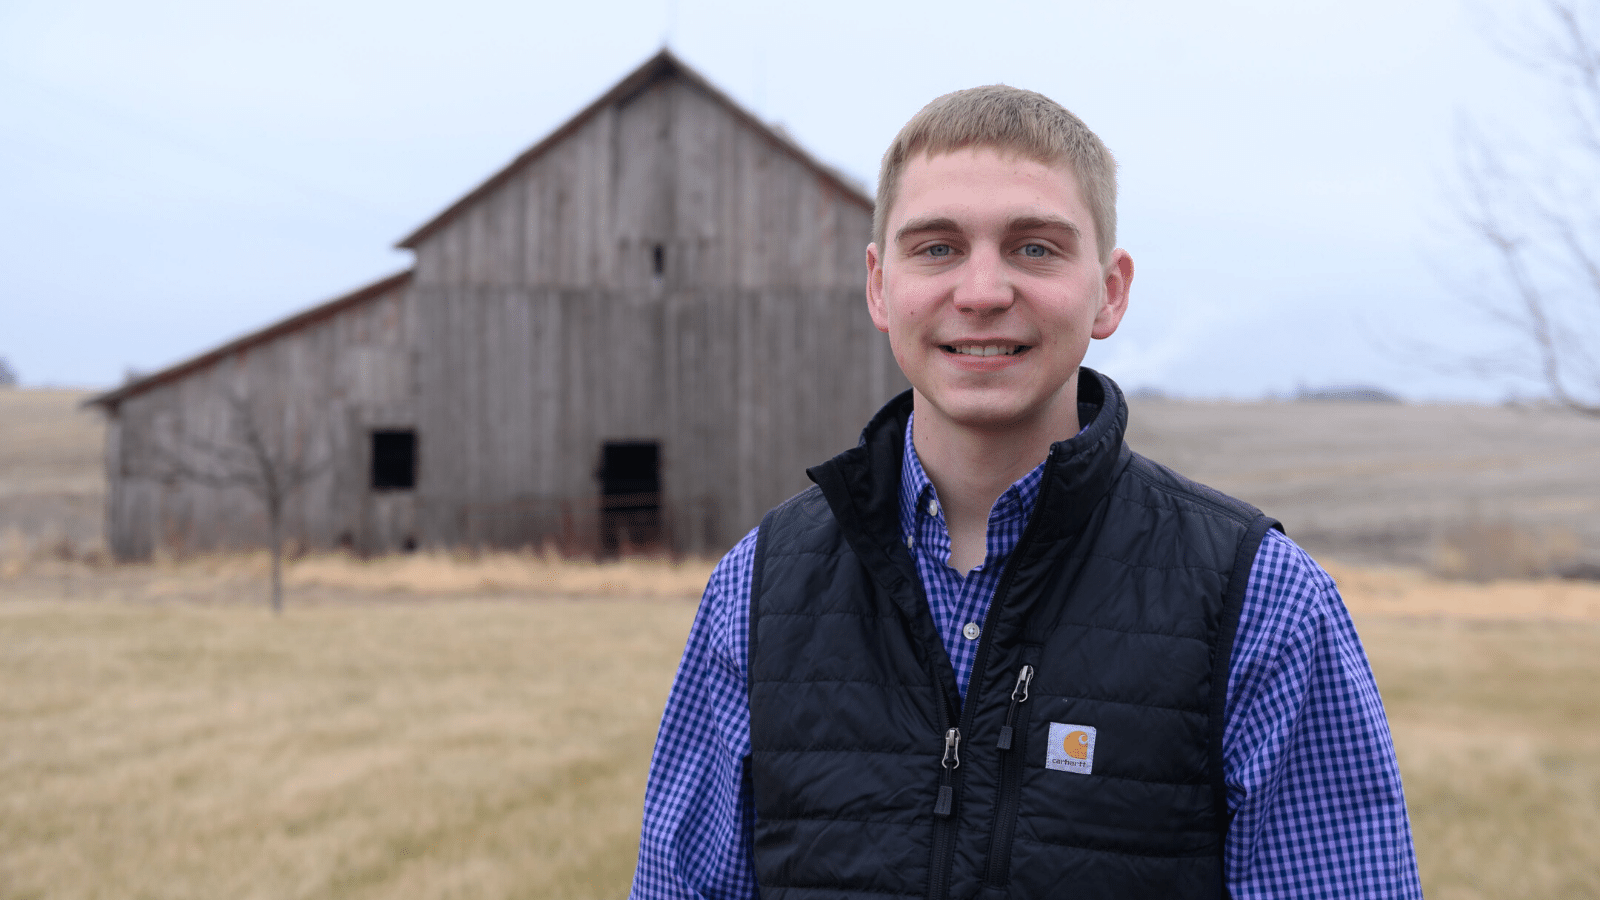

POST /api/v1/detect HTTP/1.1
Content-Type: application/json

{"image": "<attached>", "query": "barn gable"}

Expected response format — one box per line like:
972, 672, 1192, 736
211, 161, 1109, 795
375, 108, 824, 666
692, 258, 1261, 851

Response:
398, 48, 871, 290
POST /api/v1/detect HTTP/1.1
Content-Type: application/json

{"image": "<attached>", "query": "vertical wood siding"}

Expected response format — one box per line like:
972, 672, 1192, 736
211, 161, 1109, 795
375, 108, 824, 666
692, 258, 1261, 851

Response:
409, 74, 904, 551
107, 67, 907, 559
106, 279, 417, 558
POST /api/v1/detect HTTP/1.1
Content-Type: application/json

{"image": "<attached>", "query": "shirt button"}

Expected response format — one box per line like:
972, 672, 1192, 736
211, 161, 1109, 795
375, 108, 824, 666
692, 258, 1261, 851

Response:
962, 622, 980, 640
905, 534, 915, 549
927, 498, 940, 517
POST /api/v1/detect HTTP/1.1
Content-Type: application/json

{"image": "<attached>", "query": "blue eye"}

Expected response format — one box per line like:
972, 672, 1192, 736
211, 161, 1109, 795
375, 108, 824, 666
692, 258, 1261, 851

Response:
927, 244, 952, 258
1020, 244, 1048, 258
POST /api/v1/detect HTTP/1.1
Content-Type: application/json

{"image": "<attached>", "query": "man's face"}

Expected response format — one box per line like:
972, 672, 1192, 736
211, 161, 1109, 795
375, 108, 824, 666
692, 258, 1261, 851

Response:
866, 146, 1132, 439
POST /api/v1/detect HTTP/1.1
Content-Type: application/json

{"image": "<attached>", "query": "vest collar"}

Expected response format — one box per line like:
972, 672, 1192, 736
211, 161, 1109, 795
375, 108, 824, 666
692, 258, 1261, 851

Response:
807, 367, 1132, 577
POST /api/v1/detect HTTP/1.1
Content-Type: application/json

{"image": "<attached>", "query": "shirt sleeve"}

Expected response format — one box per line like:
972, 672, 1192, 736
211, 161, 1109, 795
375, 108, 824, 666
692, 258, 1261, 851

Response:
1223, 528, 1423, 899
630, 528, 760, 900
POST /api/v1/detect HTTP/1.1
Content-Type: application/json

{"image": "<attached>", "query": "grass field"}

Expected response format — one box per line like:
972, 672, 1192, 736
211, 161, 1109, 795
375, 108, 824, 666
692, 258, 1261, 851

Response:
3, 556, 1600, 898
4, 387, 1599, 896
1364, 618, 1600, 899
0, 584, 697, 900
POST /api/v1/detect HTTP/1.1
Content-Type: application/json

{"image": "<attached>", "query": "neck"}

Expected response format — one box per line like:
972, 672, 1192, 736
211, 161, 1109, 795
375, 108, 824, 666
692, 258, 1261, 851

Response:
910, 390, 1080, 573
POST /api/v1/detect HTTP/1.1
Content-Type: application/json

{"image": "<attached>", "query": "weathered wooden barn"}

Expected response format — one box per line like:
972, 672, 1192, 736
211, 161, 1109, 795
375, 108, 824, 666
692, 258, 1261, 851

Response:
89, 50, 905, 559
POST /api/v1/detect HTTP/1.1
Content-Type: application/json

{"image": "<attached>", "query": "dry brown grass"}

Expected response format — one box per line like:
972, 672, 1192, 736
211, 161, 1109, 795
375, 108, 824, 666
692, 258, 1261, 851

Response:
1325, 557, 1600, 621
1364, 617, 1600, 900
3, 556, 1600, 898
0, 588, 699, 900
0, 538, 716, 607
286, 550, 716, 599
1429, 518, 1584, 581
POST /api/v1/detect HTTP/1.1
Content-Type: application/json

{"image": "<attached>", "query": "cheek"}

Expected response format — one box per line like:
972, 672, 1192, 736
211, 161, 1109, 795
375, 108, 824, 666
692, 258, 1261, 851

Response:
893, 287, 933, 322
885, 332, 918, 375
884, 311, 926, 359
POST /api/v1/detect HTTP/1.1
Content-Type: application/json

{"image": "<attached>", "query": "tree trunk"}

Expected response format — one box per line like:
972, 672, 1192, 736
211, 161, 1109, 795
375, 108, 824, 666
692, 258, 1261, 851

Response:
268, 502, 284, 615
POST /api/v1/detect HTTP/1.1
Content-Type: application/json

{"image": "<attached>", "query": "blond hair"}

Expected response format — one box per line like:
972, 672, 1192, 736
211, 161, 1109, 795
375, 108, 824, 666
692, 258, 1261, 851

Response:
873, 85, 1119, 263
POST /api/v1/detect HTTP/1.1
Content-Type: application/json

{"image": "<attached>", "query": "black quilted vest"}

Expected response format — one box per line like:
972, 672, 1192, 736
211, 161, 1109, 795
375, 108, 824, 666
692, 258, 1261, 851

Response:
748, 369, 1279, 900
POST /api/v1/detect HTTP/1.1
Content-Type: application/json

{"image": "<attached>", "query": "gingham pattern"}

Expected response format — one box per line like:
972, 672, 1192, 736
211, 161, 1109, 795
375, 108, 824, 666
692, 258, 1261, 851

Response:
896, 419, 1046, 700
631, 424, 1421, 900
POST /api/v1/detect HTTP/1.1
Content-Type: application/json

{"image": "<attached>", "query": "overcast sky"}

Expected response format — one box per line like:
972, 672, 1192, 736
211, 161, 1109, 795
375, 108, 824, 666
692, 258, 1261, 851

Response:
0, 0, 1561, 400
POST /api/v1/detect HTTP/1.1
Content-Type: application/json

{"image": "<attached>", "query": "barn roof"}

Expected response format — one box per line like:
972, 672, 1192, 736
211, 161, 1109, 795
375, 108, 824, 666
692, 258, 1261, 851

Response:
86, 52, 867, 415
85, 269, 413, 412
395, 48, 873, 250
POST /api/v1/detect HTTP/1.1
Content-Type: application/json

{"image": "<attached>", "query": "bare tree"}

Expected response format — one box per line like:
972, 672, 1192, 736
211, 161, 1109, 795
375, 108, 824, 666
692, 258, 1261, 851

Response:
1457, 0, 1600, 416
149, 392, 326, 613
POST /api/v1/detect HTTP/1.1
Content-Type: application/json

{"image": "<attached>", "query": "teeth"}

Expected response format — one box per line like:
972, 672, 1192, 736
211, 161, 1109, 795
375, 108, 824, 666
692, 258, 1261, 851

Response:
948, 344, 1025, 357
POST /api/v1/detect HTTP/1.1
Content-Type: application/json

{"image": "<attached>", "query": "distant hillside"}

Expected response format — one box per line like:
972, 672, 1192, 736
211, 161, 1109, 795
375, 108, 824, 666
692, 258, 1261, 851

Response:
0, 388, 105, 554
1125, 396, 1600, 572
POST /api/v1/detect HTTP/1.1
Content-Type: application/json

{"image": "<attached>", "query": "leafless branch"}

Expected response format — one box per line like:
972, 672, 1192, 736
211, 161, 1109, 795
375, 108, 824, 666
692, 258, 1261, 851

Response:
1454, 0, 1600, 417
140, 390, 330, 612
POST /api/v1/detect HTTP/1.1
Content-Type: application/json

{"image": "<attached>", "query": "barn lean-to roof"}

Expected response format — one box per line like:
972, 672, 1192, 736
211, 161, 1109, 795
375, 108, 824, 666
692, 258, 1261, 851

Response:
85, 269, 413, 411
395, 48, 872, 250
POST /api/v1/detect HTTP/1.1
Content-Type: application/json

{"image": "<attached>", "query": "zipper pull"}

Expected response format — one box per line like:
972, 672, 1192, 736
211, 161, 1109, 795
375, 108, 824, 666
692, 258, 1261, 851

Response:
942, 727, 962, 769
997, 664, 1035, 751
934, 727, 960, 817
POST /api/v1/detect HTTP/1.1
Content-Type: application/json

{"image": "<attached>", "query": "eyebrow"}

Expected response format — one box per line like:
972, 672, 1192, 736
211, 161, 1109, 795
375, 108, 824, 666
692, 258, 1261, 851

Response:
894, 215, 1083, 244
1006, 216, 1082, 241
894, 216, 960, 243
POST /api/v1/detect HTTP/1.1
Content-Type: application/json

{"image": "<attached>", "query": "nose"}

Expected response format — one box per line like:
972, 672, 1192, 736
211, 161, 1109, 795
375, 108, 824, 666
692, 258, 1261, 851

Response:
952, 243, 1014, 313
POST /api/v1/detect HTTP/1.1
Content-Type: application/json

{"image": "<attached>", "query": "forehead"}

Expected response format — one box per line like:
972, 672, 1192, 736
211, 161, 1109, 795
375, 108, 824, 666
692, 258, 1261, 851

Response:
890, 147, 1091, 232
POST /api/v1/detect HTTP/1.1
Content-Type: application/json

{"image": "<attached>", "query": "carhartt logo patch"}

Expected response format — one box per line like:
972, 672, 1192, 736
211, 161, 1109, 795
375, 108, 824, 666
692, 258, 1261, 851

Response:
1045, 722, 1097, 775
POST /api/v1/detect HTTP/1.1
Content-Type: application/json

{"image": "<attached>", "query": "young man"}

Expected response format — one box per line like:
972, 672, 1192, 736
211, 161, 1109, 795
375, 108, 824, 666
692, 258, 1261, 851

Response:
632, 86, 1421, 899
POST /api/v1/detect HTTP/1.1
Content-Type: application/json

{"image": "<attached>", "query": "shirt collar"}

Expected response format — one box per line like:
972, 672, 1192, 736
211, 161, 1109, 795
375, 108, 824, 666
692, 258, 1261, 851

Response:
898, 412, 1048, 538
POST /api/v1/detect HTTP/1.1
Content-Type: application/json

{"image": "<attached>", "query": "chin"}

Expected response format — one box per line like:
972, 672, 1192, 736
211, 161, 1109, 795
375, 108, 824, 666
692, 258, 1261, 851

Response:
925, 396, 1039, 433
914, 379, 1082, 437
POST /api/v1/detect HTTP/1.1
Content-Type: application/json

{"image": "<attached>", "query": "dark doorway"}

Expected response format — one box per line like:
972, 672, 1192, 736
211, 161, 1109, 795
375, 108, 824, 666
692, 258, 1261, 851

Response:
371, 430, 417, 490
598, 440, 661, 554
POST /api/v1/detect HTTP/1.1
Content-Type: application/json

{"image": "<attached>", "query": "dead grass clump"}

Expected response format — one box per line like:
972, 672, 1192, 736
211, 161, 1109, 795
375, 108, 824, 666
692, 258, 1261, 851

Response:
1430, 518, 1583, 581
1323, 558, 1600, 621
1, 546, 720, 608
285, 549, 717, 599
0, 525, 109, 577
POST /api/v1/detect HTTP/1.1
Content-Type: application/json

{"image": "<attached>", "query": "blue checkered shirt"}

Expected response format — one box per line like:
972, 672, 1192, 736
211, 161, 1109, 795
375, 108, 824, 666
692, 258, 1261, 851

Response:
631, 420, 1422, 899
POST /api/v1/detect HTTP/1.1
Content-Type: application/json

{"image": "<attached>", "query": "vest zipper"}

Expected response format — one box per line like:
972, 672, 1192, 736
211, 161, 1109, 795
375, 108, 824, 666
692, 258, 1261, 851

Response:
985, 662, 1035, 887
928, 715, 961, 900
934, 727, 961, 816
933, 446, 1059, 900
997, 664, 1034, 751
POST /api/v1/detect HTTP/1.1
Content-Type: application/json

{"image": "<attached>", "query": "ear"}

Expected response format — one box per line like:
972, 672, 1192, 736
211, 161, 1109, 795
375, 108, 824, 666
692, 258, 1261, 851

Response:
1092, 248, 1133, 340
865, 242, 890, 333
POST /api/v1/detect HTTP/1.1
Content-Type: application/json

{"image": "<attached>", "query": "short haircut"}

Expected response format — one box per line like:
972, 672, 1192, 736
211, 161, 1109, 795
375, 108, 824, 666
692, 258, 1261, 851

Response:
874, 85, 1119, 263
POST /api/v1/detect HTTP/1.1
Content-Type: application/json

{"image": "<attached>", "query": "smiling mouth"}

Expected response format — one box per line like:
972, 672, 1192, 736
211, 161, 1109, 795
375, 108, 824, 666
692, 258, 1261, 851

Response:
943, 343, 1029, 357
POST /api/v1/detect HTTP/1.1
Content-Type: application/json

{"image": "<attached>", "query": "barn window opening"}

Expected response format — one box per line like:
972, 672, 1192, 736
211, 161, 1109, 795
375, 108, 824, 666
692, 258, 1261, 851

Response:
599, 440, 661, 554
652, 244, 665, 276
371, 429, 417, 490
